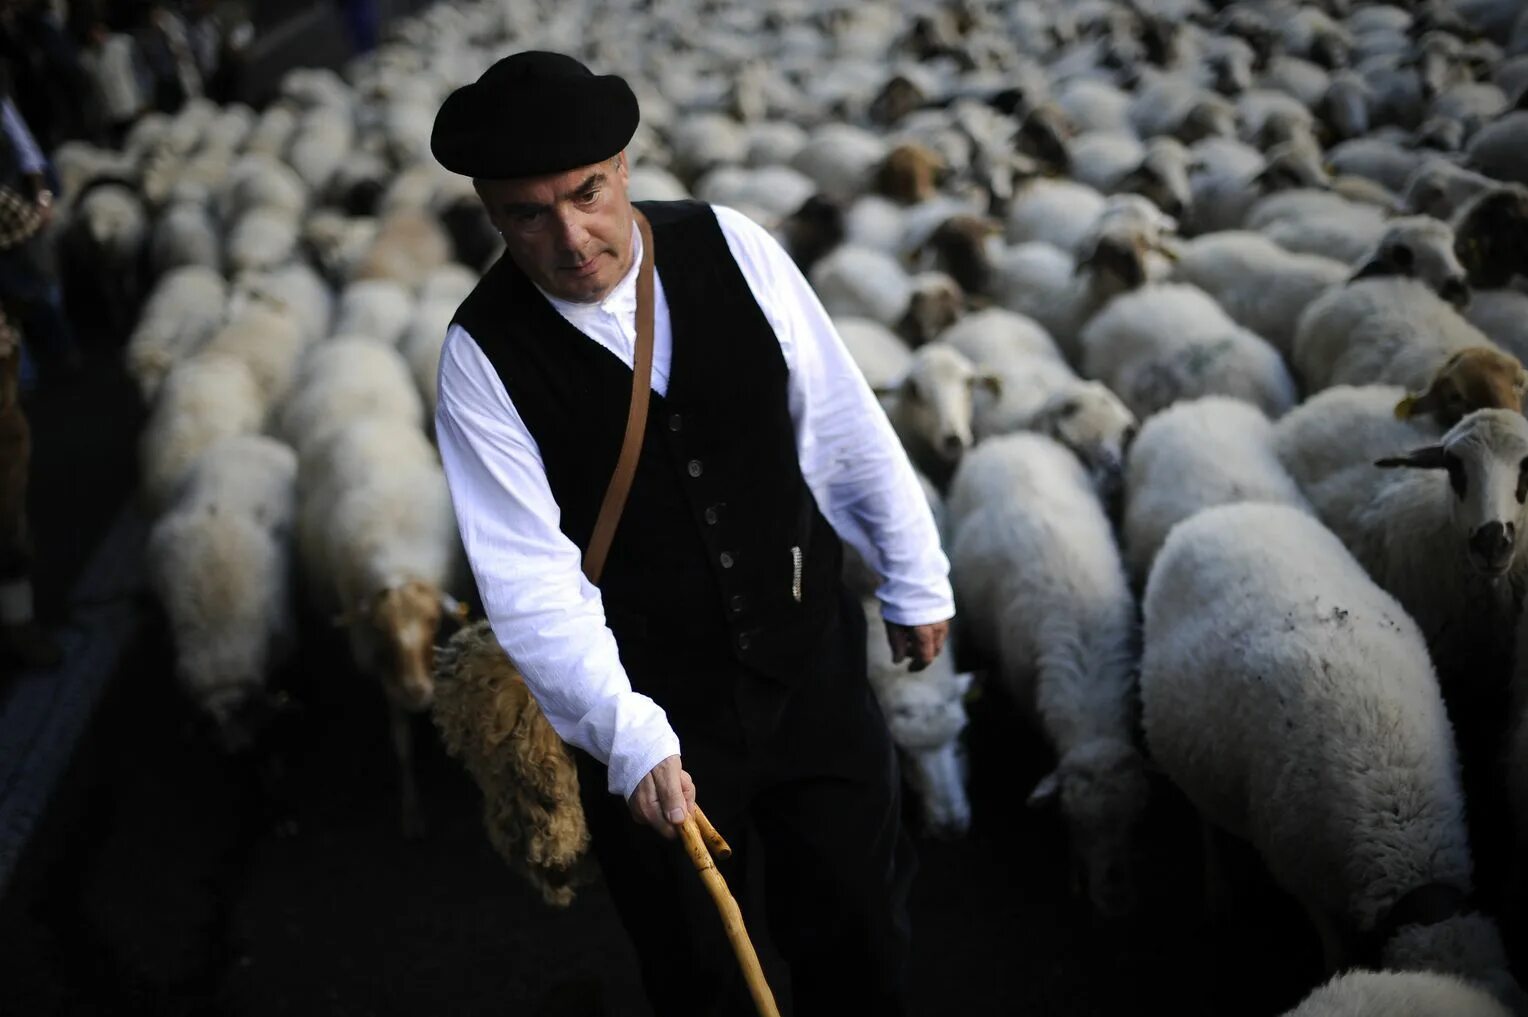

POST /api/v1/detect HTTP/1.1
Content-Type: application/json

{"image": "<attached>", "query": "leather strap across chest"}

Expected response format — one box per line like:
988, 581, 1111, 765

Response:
581, 209, 655, 586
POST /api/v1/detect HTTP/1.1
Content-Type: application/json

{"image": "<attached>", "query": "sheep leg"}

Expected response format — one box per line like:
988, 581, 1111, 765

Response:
390, 702, 425, 839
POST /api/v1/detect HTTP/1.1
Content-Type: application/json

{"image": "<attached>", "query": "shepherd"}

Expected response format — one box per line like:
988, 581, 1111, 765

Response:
430, 50, 954, 1016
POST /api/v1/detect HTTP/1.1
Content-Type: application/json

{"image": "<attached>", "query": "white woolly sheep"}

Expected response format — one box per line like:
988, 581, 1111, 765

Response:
1465, 110, 1528, 186
231, 262, 334, 347
299, 415, 463, 836
1142, 502, 1519, 1004
333, 279, 415, 347
146, 434, 297, 751
217, 153, 308, 224
837, 316, 913, 393
353, 209, 454, 292
125, 266, 228, 403
1079, 283, 1297, 420
1122, 396, 1309, 585
1249, 188, 1389, 264
859, 593, 975, 838
1004, 177, 1107, 252
880, 342, 998, 489
1293, 278, 1505, 394
1281, 970, 1511, 1017
224, 207, 300, 276
1465, 290, 1528, 363
199, 287, 310, 408
277, 338, 425, 457
139, 353, 265, 511
150, 185, 221, 276
948, 433, 1146, 918
400, 297, 458, 416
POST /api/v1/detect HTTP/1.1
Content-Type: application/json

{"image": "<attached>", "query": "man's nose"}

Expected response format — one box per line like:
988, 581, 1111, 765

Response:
555, 213, 588, 255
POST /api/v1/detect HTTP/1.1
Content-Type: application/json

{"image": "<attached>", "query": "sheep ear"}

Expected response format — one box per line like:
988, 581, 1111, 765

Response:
1348, 256, 1392, 282
1027, 771, 1061, 808
1394, 391, 1429, 420
1375, 446, 1449, 470
972, 371, 1003, 398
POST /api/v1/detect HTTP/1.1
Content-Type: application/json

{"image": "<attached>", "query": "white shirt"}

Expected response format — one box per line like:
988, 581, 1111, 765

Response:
435, 204, 954, 801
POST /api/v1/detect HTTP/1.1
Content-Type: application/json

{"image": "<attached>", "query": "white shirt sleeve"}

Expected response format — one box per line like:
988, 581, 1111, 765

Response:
711, 205, 956, 626
434, 325, 681, 800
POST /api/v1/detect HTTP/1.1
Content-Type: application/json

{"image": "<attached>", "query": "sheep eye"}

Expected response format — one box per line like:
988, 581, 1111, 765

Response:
1389, 243, 1414, 271
1057, 400, 1081, 418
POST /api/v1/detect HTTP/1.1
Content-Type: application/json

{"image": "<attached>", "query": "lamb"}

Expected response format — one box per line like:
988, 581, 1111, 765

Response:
1141, 502, 1519, 1005
947, 434, 1146, 918
146, 435, 297, 752
138, 353, 265, 511
880, 342, 998, 489
1122, 397, 1309, 585
276, 339, 425, 457
1273, 400, 1528, 889
1293, 278, 1507, 395
1281, 970, 1511, 1017
431, 620, 591, 907
332, 279, 415, 347
940, 308, 1137, 494
299, 415, 464, 837
124, 266, 227, 403
858, 592, 975, 837
1079, 283, 1297, 421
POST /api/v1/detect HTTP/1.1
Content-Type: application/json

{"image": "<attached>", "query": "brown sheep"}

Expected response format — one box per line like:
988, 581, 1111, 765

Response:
919, 215, 1001, 298
875, 143, 945, 205
355, 208, 453, 290
1395, 347, 1528, 427
431, 621, 592, 908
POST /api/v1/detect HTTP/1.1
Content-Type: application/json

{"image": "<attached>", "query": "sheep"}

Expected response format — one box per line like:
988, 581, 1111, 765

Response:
431, 620, 592, 907
1325, 137, 1426, 194
947, 433, 1146, 918
302, 209, 381, 285
146, 435, 297, 752
1249, 190, 1390, 264
199, 286, 310, 408
837, 316, 913, 392
1273, 401, 1528, 890
124, 266, 228, 403
1183, 138, 1330, 235
138, 353, 265, 511
419, 263, 479, 307
1079, 283, 1297, 421
1293, 278, 1508, 395
1141, 502, 1519, 1005
1122, 397, 1309, 585
1005, 177, 1107, 252
224, 207, 300, 276
808, 246, 961, 344
874, 143, 946, 205
859, 592, 975, 837
217, 153, 308, 224
353, 208, 454, 292
1464, 290, 1528, 363
149, 183, 221, 277
627, 165, 691, 203
276, 339, 425, 457
1281, 970, 1512, 1017
940, 308, 1137, 493
299, 415, 464, 837
1401, 159, 1502, 221
1464, 110, 1528, 186
333, 279, 415, 347
231, 262, 334, 347
880, 342, 997, 489
61, 182, 148, 333
400, 296, 457, 416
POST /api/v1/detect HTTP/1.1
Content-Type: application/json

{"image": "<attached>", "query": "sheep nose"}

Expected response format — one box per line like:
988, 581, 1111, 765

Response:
1439, 276, 1471, 309
1469, 521, 1515, 571
940, 433, 968, 458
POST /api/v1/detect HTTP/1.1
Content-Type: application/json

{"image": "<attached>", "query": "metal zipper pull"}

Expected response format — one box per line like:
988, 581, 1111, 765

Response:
791, 545, 803, 603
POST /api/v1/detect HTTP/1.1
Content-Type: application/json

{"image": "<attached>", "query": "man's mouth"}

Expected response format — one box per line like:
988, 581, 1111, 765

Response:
562, 255, 600, 276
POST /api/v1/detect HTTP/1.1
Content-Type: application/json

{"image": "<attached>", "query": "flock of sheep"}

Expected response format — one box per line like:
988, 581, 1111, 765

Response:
47, 0, 1528, 1011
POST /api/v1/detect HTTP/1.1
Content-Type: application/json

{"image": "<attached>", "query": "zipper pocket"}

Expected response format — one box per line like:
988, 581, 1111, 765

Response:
791, 545, 803, 603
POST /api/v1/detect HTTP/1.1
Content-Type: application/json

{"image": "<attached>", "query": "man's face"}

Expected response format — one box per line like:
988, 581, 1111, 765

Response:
476, 153, 635, 304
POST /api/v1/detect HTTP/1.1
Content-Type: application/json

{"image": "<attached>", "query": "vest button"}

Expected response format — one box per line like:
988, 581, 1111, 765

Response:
669, 413, 683, 432
729, 594, 746, 614
703, 506, 719, 525
736, 632, 751, 652
719, 552, 735, 569
687, 459, 703, 478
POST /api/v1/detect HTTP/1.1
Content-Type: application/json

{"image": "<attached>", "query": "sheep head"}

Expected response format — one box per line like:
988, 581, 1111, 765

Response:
1396, 348, 1528, 428
1027, 737, 1150, 921
874, 143, 946, 205
1352, 216, 1471, 308
1015, 104, 1073, 176
1118, 139, 1192, 221
874, 667, 974, 837
881, 343, 995, 465
1027, 382, 1139, 500
1376, 409, 1528, 579
896, 272, 965, 346
1452, 185, 1528, 290
920, 215, 1000, 297
868, 75, 926, 127
360, 579, 455, 712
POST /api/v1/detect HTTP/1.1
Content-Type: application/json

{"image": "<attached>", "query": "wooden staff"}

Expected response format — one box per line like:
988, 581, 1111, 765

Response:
678, 806, 781, 1017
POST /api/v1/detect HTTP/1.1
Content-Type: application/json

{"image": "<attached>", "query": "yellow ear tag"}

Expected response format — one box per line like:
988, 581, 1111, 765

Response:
1394, 394, 1418, 420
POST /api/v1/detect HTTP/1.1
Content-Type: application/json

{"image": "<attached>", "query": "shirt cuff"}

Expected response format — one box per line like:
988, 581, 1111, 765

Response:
608, 726, 684, 801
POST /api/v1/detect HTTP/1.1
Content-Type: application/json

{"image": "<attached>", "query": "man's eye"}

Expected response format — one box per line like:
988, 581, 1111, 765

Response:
577, 190, 600, 205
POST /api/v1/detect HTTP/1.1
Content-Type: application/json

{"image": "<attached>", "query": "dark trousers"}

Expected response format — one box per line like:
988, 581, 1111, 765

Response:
576, 591, 916, 1017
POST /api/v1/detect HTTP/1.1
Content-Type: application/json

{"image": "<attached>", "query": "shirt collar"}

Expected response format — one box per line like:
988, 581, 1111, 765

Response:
536, 219, 643, 319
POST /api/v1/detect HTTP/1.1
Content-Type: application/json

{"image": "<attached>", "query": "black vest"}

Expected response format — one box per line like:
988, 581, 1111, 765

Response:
453, 200, 844, 694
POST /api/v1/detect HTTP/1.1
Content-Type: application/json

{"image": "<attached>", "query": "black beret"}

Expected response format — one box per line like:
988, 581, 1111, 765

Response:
431, 51, 640, 179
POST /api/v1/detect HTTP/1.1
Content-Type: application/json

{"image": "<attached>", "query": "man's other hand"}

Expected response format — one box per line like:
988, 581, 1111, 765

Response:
627, 754, 696, 839
886, 619, 950, 672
